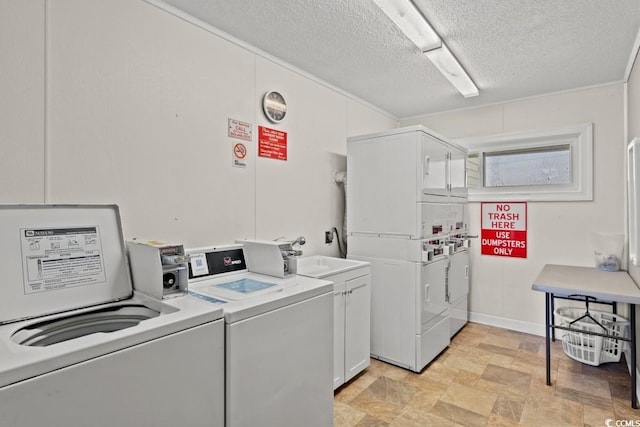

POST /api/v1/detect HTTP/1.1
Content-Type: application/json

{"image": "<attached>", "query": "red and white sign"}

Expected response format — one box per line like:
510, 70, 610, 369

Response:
232, 142, 247, 168
258, 126, 287, 161
228, 118, 252, 141
481, 202, 527, 258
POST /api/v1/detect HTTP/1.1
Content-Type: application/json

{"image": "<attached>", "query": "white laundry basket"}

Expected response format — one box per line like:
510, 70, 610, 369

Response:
554, 307, 628, 366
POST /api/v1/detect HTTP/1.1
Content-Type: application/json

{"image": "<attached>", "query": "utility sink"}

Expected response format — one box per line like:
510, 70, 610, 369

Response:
296, 255, 369, 278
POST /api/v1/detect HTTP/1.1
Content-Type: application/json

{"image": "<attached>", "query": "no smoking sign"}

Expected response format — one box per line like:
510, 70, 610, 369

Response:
232, 142, 248, 168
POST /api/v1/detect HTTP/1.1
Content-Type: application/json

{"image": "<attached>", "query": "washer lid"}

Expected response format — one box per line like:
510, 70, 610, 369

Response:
203, 277, 298, 301
0, 205, 133, 324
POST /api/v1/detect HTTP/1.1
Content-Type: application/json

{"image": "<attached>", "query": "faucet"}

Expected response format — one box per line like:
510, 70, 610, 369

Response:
291, 236, 306, 247
275, 236, 305, 275
278, 236, 305, 258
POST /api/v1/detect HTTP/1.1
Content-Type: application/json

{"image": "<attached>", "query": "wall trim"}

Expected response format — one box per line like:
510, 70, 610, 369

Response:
142, 0, 397, 121
625, 25, 640, 83
469, 311, 545, 337
401, 81, 625, 122
145, 1, 638, 122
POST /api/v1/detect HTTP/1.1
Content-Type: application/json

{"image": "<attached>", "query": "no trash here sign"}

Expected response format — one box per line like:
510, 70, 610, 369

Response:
481, 202, 527, 258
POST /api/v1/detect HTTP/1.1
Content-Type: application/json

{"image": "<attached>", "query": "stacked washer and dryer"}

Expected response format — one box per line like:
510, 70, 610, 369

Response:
347, 126, 471, 373
0, 205, 225, 427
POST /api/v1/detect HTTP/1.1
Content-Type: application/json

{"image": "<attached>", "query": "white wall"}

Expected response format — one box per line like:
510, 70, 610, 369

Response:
0, 1, 45, 202
626, 35, 640, 372
7, 0, 629, 337
1, 0, 396, 256
402, 84, 626, 334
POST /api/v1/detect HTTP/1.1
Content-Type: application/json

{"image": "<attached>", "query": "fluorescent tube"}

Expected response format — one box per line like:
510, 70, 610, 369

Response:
424, 43, 479, 98
372, 0, 440, 51
373, 0, 479, 97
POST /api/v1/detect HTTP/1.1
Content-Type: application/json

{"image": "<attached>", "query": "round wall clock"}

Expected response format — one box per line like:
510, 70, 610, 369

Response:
262, 91, 287, 123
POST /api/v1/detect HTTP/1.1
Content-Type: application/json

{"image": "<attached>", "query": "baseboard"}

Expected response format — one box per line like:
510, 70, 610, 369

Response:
469, 311, 546, 337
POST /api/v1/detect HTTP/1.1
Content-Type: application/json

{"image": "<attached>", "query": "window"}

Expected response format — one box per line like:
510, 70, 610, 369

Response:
484, 145, 571, 187
457, 124, 592, 202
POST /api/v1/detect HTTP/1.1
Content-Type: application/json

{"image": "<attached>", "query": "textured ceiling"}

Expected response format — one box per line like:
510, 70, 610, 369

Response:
158, 0, 640, 119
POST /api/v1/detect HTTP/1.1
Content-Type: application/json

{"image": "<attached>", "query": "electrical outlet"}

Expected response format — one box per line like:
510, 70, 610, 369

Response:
325, 230, 333, 244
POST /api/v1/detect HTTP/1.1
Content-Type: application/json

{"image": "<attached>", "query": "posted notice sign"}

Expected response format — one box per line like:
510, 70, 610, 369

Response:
481, 202, 527, 258
258, 126, 287, 161
232, 142, 247, 168
228, 118, 252, 141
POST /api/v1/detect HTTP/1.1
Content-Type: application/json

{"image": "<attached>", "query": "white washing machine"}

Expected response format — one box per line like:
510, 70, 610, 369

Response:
0, 205, 225, 427
187, 243, 334, 427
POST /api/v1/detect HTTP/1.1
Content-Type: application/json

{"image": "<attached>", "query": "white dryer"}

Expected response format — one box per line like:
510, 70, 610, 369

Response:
0, 205, 224, 427
187, 244, 334, 427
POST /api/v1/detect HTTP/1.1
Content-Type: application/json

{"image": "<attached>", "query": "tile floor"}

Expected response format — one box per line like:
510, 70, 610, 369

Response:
334, 322, 640, 426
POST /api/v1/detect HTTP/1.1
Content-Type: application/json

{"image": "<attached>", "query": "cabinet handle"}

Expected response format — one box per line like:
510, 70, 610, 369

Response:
425, 284, 430, 302
465, 265, 469, 279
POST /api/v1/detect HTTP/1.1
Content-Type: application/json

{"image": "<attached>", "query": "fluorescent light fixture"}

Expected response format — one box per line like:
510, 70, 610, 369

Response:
372, 0, 440, 51
373, 0, 479, 97
424, 43, 479, 97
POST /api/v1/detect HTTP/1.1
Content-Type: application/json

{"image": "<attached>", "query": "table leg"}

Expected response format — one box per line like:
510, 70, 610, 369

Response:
550, 292, 555, 342
631, 303, 637, 409
546, 292, 551, 386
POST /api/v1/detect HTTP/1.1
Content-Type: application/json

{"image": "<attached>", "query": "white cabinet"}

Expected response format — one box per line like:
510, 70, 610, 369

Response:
331, 274, 370, 389
421, 133, 467, 200
449, 145, 468, 198
347, 126, 467, 238
421, 135, 450, 198
343, 275, 370, 384
295, 256, 371, 390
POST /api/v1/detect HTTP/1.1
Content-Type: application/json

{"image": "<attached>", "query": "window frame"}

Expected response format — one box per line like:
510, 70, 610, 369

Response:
456, 123, 593, 202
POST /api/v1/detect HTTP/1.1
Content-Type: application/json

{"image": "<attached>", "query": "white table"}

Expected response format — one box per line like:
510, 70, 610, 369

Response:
531, 264, 640, 409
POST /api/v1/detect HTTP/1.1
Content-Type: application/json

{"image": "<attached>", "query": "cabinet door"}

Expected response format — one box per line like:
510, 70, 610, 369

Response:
333, 282, 346, 390
417, 259, 448, 333
344, 275, 370, 383
449, 145, 468, 198
448, 251, 469, 302
421, 135, 450, 198
347, 133, 418, 236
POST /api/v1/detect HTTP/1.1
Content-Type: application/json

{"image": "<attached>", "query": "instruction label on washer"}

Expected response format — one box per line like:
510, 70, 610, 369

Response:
20, 226, 107, 294
190, 253, 210, 277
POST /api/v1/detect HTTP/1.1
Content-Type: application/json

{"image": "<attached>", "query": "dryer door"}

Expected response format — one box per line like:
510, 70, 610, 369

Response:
448, 251, 470, 303
416, 258, 448, 334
